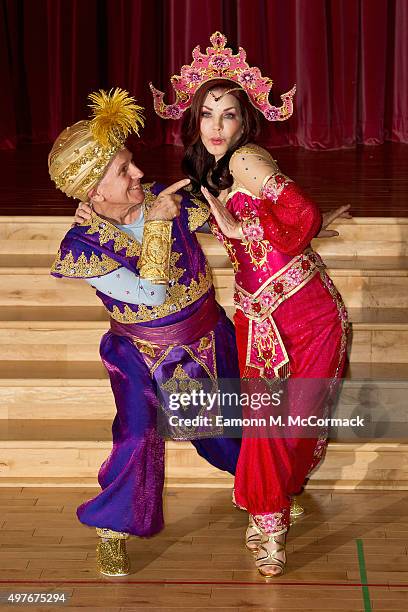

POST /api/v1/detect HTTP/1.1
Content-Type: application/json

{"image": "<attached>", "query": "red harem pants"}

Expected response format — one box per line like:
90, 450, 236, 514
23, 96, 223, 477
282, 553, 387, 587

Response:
233, 271, 349, 534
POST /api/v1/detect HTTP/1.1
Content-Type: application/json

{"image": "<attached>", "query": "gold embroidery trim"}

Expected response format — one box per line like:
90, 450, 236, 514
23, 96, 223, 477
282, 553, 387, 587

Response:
80, 214, 141, 258
198, 336, 211, 351
161, 364, 203, 397
243, 243, 269, 269
187, 197, 210, 231
139, 220, 173, 284
224, 185, 256, 203
183, 341, 217, 382
140, 183, 157, 212
150, 346, 174, 376
132, 338, 159, 358
95, 527, 129, 539
78, 183, 158, 258
230, 143, 275, 166
51, 249, 120, 277
317, 267, 350, 378
209, 218, 240, 272
107, 262, 213, 324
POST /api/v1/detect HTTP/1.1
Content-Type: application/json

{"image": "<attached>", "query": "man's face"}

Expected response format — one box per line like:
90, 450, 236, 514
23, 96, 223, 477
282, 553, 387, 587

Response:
95, 148, 144, 206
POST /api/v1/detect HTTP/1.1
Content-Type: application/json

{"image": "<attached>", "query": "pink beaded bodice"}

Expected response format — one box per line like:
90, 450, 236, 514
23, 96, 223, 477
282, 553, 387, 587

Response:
209, 179, 321, 295
218, 191, 293, 293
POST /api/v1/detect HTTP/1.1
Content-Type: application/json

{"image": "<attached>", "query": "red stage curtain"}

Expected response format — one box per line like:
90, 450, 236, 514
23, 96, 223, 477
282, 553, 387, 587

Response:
1, 0, 407, 150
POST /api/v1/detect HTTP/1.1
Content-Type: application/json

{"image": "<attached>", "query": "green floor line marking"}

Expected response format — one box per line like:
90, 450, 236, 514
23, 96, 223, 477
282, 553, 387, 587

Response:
356, 539, 372, 612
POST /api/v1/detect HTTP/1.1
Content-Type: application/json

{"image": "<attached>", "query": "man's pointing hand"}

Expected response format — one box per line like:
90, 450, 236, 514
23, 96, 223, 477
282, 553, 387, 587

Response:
146, 179, 191, 221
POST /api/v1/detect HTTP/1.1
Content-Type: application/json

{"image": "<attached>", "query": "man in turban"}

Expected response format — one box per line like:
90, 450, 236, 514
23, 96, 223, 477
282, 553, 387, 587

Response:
49, 88, 241, 576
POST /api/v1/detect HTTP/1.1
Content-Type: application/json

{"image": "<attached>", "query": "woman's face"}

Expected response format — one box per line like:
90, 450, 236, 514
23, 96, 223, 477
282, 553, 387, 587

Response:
199, 89, 243, 161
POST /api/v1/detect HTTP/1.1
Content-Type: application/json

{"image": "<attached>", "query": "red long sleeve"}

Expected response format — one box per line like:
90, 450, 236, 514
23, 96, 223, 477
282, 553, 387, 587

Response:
258, 181, 322, 257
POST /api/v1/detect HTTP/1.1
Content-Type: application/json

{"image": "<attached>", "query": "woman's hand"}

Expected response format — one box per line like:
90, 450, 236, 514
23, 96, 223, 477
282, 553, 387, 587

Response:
317, 204, 352, 238
201, 187, 242, 239
73, 201, 92, 225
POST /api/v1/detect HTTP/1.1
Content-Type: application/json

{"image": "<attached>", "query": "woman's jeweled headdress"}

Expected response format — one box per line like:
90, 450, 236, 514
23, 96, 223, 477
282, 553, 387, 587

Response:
150, 31, 296, 121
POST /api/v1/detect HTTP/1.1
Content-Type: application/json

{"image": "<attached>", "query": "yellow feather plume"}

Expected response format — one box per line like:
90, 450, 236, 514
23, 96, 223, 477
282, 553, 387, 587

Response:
88, 88, 145, 148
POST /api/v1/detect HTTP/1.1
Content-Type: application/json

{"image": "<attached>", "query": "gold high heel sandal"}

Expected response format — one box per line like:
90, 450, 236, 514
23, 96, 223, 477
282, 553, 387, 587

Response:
255, 530, 287, 578
96, 528, 130, 576
245, 515, 263, 552
246, 498, 304, 552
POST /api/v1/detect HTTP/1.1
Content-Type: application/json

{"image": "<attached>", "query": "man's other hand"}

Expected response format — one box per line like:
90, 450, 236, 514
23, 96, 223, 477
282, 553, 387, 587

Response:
73, 201, 92, 225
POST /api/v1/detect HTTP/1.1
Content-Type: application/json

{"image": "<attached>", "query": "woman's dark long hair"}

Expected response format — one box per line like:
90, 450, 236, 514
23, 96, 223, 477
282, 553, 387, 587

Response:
181, 79, 260, 196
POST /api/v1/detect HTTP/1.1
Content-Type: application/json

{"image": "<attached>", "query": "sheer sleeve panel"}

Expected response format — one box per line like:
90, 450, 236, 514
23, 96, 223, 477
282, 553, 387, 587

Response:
229, 144, 280, 197
229, 144, 322, 256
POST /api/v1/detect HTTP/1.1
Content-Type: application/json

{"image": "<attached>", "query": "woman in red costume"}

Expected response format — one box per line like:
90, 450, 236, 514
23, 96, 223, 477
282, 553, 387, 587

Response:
150, 32, 351, 577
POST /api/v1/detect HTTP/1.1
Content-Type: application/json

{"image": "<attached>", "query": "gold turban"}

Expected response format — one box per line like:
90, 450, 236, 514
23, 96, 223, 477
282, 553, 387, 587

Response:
48, 88, 145, 201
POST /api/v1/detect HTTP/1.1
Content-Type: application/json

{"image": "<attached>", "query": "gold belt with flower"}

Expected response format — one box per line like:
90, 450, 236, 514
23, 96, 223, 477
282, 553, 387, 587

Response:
234, 249, 325, 321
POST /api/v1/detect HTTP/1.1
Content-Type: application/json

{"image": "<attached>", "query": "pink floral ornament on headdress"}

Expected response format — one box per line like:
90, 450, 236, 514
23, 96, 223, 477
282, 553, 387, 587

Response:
150, 31, 296, 121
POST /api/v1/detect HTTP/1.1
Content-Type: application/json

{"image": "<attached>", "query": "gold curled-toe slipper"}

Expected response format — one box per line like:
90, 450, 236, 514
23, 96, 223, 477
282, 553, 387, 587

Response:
96, 528, 130, 576
255, 532, 287, 578
245, 515, 262, 552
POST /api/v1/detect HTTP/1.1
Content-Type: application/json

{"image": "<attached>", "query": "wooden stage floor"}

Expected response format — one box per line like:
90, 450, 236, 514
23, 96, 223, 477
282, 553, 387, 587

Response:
0, 142, 407, 217
0, 487, 408, 610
